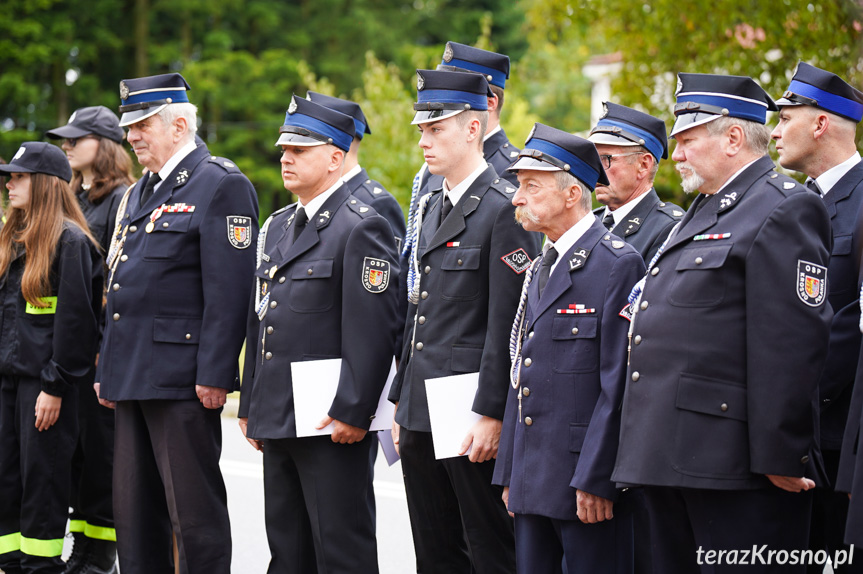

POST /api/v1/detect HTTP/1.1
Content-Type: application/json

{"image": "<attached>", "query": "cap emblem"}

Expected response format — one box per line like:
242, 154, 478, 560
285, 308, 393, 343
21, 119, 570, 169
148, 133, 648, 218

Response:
68, 111, 77, 124
417, 72, 425, 91
601, 103, 609, 119
119, 81, 130, 100
288, 97, 298, 114
12, 147, 25, 162
443, 43, 454, 63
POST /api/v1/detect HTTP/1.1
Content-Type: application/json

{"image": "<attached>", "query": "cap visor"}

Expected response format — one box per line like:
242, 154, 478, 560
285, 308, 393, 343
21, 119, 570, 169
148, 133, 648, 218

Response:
775, 97, 803, 107
411, 109, 464, 125
45, 125, 91, 140
670, 113, 721, 137
506, 156, 564, 172
275, 133, 328, 147
587, 132, 642, 146
0, 163, 35, 176
119, 105, 167, 128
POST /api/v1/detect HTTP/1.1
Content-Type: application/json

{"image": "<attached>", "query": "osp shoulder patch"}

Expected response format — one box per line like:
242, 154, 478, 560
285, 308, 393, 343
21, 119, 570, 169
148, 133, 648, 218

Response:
797, 259, 826, 307
227, 216, 253, 249
501, 248, 533, 274
362, 257, 390, 294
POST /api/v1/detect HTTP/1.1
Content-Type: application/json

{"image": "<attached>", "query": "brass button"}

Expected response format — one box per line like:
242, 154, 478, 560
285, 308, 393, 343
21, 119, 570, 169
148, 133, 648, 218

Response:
416, 342, 424, 351
270, 300, 278, 309
265, 352, 273, 360
631, 371, 640, 382
266, 326, 274, 334
801, 455, 810, 464
695, 257, 703, 265
112, 284, 120, 292
185, 333, 191, 340
524, 358, 532, 367
418, 316, 426, 325
424, 266, 431, 274
120, 254, 128, 262
307, 269, 313, 275
634, 335, 642, 345
571, 327, 579, 335
162, 221, 169, 228
421, 291, 428, 300
522, 387, 530, 397
524, 416, 533, 426
640, 301, 648, 310
129, 225, 137, 233
457, 259, 463, 266
112, 313, 120, 321
279, 276, 286, 284
651, 267, 659, 276
720, 403, 728, 412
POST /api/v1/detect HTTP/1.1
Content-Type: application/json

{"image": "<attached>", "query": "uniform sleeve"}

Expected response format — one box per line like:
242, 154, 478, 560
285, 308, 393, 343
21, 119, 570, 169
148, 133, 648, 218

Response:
328, 215, 401, 429
747, 191, 832, 477
238, 286, 260, 419
197, 172, 259, 391
370, 193, 407, 242
473, 201, 542, 419
492, 381, 521, 487
41, 233, 103, 396
571, 252, 645, 501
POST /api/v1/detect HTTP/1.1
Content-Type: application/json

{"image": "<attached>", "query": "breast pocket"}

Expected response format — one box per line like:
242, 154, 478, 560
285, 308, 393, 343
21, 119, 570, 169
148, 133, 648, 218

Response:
440, 246, 482, 300
289, 259, 335, 313
143, 214, 194, 260
551, 316, 598, 373
668, 244, 732, 308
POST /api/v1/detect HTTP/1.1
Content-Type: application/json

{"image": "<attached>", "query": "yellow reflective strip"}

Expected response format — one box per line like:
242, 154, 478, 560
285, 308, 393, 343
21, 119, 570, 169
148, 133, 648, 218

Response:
25, 296, 58, 315
83, 523, 116, 542
68, 519, 86, 533
20, 535, 64, 557
0, 532, 21, 554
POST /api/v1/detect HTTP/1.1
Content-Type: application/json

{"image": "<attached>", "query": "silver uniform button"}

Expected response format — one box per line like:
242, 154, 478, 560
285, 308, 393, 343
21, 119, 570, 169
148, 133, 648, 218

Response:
524, 416, 533, 426
640, 301, 648, 310
265, 352, 273, 360
267, 326, 274, 334
416, 342, 424, 351
129, 225, 137, 233
631, 371, 640, 382
307, 269, 313, 275
418, 316, 426, 325
528, 331, 534, 338
571, 327, 579, 335
720, 403, 728, 412
524, 358, 532, 367
185, 333, 191, 340
270, 300, 278, 309
634, 335, 642, 345
421, 291, 428, 300
695, 257, 703, 265
162, 222, 169, 228
112, 284, 120, 292
522, 387, 530, 397
651, 267, 659, 276
279, 276, 286, 284
424, 266, 431, 274
457, 259, 463, 266
120, 254, 128, 262
113, 313, 120, 321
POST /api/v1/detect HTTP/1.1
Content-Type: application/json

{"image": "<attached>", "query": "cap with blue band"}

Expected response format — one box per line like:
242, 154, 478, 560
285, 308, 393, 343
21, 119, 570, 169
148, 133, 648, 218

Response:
776, 62, 863, 123
307, 92, 372, 140
276, 95, 355, 152
412, 69, 493, 125
507, 123, 609, 191
437, 42, 510, 90
589, 102, 669, 161
671, 73, 777, 137
118, 73, 192, 127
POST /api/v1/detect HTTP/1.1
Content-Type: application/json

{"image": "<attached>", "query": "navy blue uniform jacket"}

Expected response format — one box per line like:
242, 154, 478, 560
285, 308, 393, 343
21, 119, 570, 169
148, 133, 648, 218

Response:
594, 188, 684, 263
389, 166, 541, 431
239, 184, 401, 439
0, 224, 103, 395
493, 219, 644, 519
345, 168, 406, 245
612, 156, 832, 490
97, 144, 259, 401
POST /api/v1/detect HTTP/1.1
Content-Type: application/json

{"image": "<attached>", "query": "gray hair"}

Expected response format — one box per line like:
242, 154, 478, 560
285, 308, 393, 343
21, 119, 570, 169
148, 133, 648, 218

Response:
554, 170, 593, 213
157, 102, 198, 142
706, 116, 771, 154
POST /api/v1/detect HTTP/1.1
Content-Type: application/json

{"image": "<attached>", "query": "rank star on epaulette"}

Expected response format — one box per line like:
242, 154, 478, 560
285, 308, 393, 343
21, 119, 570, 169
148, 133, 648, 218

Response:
501, 248, 533, 274
227, 216, 252, 249
362, 257, 390, 293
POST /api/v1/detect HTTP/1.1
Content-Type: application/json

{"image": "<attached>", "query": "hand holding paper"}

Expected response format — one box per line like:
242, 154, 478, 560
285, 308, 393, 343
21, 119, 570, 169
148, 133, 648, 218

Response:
316, 416, 368, 444
458, 416, 502, 463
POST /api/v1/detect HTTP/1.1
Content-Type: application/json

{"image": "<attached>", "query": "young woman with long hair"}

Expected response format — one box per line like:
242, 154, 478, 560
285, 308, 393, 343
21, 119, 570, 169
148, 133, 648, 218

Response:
46, 107, 134, 574
0, 142, 103, 574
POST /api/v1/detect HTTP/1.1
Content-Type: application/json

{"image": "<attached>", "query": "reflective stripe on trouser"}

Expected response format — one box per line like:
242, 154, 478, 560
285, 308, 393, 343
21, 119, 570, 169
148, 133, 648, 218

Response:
68, 519, 117, 542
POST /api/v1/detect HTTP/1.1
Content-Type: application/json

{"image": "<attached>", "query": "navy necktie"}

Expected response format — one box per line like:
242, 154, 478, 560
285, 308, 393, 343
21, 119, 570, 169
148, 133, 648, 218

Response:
140, 173, 161, 207
537, 246, 558, 297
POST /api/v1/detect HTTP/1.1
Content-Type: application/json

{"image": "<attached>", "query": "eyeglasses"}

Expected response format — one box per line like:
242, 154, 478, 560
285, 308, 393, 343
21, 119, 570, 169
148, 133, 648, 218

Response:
65, 135, 99, 148
599, 152, 644, 169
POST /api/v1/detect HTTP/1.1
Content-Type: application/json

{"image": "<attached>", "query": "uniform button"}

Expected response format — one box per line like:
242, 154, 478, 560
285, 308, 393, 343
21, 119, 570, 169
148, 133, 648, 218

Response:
279, 276, 286, 284
421, 291, 428, 300
112, 284, 120, 292
494, 179, 500, 184
634, 335, 642, 345
571, 327, 579, 335
418, 316, 426, 324
120, 254, 128, 262
307, 268, 313, 275
524, 416, 533, 426
185, 333, 191, 340
720, 403, 728, 412
351, 200, 357, 204
424, 266, 431, 274
112, 313, 120, 321
265, 352, 273, 360
695, 257, 703, 265
651, 267, 659, 276
524, 358, 532, 366
528, 331, 534, 338
270, 300, 278, 309
640, 301, 648, 310
522, 387, 530, 397
801, 455, 810, 464
162, 222, 169, 228
822, 398, 831, 404
416, 342, 424, 351
631, 371, 640, 382
266, 326, 274, 334
129, 225, 137, 233
457, 259, 463, 266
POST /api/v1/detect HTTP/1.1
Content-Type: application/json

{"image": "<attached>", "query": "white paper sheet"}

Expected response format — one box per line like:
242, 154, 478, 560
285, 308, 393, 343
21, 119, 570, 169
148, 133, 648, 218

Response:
291, 358, 397, 438
424, 372, 482, 460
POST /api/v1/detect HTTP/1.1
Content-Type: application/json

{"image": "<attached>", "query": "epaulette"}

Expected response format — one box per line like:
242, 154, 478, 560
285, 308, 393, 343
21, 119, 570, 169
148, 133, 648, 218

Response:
490, 176, 518, 197
499, 141, 521, 161
656, 201, 685, 219
346, 196, 375, 218
765, 171, 803, 196
208, 155, 242, 173
598, 232, 635, 257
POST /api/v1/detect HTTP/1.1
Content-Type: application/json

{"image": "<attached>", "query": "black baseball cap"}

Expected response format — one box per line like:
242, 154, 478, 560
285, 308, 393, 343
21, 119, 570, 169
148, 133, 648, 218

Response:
0, 142, 73, 182
46, 106, 125, 143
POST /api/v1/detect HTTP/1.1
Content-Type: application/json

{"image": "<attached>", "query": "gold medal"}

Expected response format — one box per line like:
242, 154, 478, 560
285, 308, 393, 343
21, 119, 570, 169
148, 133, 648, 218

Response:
145, 221, 155, 233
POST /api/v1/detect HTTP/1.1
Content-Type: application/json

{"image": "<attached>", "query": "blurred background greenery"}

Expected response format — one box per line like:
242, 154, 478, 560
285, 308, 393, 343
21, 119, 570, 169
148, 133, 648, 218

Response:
1, 0, 861, 218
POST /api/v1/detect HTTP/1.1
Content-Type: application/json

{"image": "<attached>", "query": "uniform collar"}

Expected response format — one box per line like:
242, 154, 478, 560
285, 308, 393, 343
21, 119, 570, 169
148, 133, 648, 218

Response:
299, 178, 343, 221
714, 158, 760, 196
602, 188, 653, 226
341, 163, 363, 183
545, 210, 595, 275
483, 124, 502, 142
814, 151, 861, 196
442, 158, 488, 207
155, 140, 198, 191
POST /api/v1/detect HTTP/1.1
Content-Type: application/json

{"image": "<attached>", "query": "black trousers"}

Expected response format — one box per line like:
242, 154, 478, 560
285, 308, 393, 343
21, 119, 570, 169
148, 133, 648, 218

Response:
399, 427, 515, 574
113, 400, 231, 574
69, 377, 115, 542
0, 375, 78, 574
808, 449, 863, 573
643, 485, 813, 573
262, 435, 378, 574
